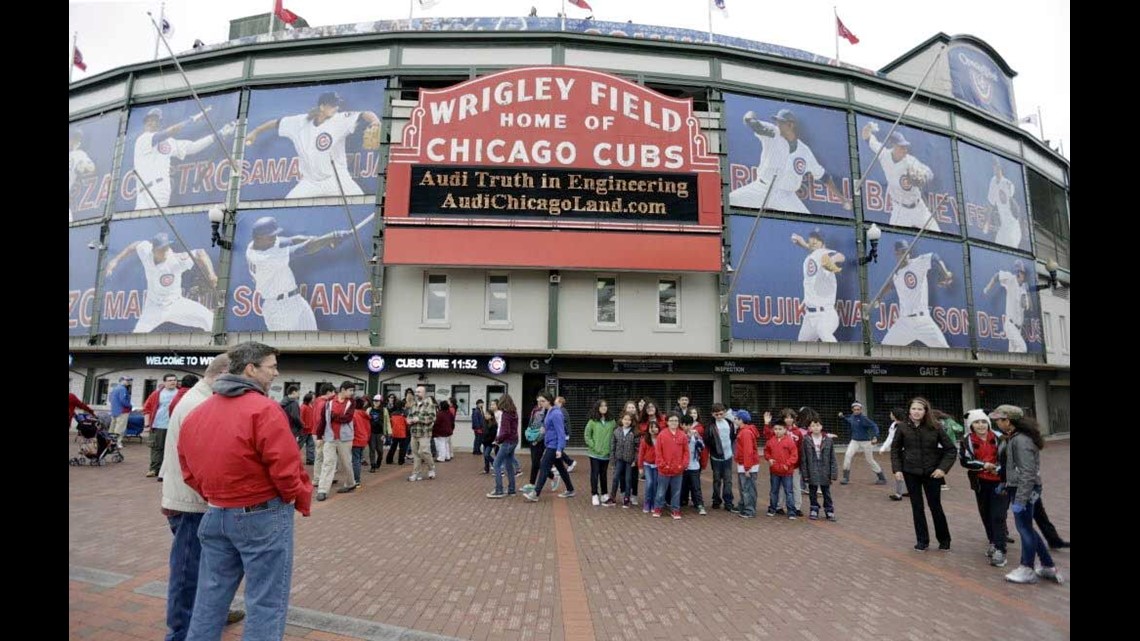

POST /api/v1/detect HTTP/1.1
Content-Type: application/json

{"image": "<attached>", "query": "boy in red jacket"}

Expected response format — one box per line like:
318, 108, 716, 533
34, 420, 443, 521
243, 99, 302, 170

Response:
653, 413, 690, 520
765, 421, 800, 519
733, 410, 761, 518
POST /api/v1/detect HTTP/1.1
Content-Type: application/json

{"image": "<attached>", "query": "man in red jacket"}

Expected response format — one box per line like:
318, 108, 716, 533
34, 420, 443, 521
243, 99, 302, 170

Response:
178, 341, 311, 640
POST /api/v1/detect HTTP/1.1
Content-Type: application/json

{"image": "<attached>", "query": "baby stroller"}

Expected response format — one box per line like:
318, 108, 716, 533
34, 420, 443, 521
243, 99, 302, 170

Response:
70, 413, 124, 466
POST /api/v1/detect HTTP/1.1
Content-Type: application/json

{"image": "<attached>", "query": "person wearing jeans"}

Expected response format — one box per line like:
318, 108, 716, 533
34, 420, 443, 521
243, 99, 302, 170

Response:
652, 413, 689, 519
637, 422, 660, 513
890, 397, 956, 551
606, 411, 639, 507
706, 404, 737, 511
486, 394, 519, 497
764, 420, 799, 519
733, 412, 760, 518
523, 393, 574, 501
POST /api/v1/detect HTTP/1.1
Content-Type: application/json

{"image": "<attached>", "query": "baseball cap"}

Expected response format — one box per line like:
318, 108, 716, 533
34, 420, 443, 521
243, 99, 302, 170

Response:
808, 228, 825, 243
251, 216, 282, 238
372, 394, 384, 401
119, 375, 133, 382
151, 232, 172, 249
145, 107, 163, 120
734, 409, 752, 424
317, 91, 343, 107
773, 108, 797, 123
885, 131, 911, 148
988, 404, 1024, 421
894, 240, 910, 253
851, 401, 864, 409
1013, 260, 1027, 273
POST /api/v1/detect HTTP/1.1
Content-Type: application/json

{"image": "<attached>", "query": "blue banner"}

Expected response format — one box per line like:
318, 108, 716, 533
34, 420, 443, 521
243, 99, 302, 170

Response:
69, 224, 102, 336
867, 231, 969, 349
729, 216, 861, 342
69, 112, 120, 222
725, 94, 854, 218
969, 245, 1044, 354
115, 92, 241, 212
241, 79, 387, 201
948, 45, 1015, 123
101, 213, 221, 334
856, 115, 959, 236
958, 142, 1030, 252
225, 206, 376, 332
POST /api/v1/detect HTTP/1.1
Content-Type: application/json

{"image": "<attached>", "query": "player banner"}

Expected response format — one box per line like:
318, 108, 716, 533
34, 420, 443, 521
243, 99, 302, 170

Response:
948, 44, 1015, 123
225, 205, 376, 332
409, 166, 698, 221
725, 94, 854, 219
958, 142, 1030, 252
969, 245, 1044, 354
728, 216, 861, 343
69, 111, 120, 222
115, 92, 241, 212
855, 115, 960, 236
69, 224, 102, 336
100, 213, 221, 334
867, 231, 969, 349
240, 79, 387, 201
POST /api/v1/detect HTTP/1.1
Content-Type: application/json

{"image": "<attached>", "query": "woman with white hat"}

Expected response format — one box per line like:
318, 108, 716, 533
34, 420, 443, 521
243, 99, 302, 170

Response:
958, 409, 1009, 567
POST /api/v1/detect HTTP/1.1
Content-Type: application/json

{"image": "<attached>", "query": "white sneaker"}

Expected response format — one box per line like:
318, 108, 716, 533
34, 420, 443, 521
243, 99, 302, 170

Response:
630, 494, 639, 506
591, 495, 601, 506
986, 544, 995, 558
523, 491, 539, 502
1035, 566, 1064, 584
551, 475, 560, 491
990, 550, 1007, 567
558, 490, 576, 498
600, 494, 610, 503
1005, 566, 1038, 584
407, 474, 421, 482
567, 461, 577, 473
427, 470, 436, 479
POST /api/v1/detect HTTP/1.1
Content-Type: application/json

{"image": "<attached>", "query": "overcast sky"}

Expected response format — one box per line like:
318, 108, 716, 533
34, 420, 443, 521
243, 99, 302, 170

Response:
69, 0, 1070, 158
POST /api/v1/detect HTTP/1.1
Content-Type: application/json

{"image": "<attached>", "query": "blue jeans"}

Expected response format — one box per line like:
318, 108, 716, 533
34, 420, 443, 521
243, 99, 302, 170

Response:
643, 465, 659, 511
768, 474, 794, 512
655, 473, 682, 512
493, 443, 517, 494
166, 512, 204, 641
1013, 486, 1054, 569
737, 472, 757, 516
710, 458, 735, 508
483, 443, 497, 472
187, 498, 294, 641
610, 459, 634, 499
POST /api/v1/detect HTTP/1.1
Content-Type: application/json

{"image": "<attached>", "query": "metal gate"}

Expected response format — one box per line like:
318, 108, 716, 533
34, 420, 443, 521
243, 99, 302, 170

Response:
558, 379, 715, 448
873, 383, 963, 427
730, 381, 857, 442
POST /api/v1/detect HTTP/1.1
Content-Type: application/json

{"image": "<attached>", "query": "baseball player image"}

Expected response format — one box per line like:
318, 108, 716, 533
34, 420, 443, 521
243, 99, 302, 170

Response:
730, 109, 850, 213
985, 158, 1022, 248
244, 213, 373, 331
861, 123, 939, 232
104, 232, 218, 333
243, 91, 381, 198
982, 260, 1030, 353
69, 128, 95, 222
790, 228, 846, 342
881, 240, 953, 348
131, 107, 236, 211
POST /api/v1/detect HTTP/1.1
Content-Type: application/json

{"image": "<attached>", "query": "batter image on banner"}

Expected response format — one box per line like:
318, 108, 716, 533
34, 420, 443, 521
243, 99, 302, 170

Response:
243, 87, 382, 199
790, 228, 846, 342
729, 216, 861, 343
958, 142, 1030, 251
116, 92, 240, 212
101, 217, 219, 334
879, 240, 953, 347
856, 116, 959, 235
726, 98, 852, 216
69, 112, 120, 222
227, 206, 377, 332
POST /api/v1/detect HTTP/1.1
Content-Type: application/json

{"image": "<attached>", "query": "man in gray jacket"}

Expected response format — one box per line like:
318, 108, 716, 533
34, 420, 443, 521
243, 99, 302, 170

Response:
159, 354, 244, 640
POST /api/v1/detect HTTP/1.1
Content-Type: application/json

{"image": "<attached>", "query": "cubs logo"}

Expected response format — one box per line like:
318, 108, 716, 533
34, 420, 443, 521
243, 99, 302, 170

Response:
160, 274, 176, 287
487, 356, 507, 375
899, 174, 914, 192
315, 132, 333, 151
793, 157, 807, 175
367, 355, 386, 374
806, 259, 818, 276
970, 68, 993, 104
903, 272, 918, 289
158, 140, 172, 155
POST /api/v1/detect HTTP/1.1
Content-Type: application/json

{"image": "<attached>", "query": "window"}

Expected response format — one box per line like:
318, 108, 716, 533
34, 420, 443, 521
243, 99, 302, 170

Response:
486, 274, 510, 324
595, 276, 618, 325
657, 278, 680, 327
383, 384, 404, 401
451, 385, 471, 419
143, 379, 158, 401
95, 378, 110, 406
1042, 312, 1053, 352
423, 274, 449, 323
1027, 169, 1070, 270
486, 385, 506, 406
1059, 315, 1069, 353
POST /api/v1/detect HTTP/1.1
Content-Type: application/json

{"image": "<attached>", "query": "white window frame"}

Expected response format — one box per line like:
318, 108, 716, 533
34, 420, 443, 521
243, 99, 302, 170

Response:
422, 272, 450, 326
594, 275, 620, 328
656, 276, 682, 330
1042, 312, 1053, 353
1059, 315, 1069, 353
484, 273, 511, 327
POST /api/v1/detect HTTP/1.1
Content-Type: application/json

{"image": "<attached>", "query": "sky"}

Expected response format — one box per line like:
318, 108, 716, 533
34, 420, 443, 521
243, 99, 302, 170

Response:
68, 0, 1070, 158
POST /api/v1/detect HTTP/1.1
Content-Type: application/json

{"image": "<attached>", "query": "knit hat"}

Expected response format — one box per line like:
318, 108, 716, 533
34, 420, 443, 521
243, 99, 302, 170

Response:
963, 409, 991, 432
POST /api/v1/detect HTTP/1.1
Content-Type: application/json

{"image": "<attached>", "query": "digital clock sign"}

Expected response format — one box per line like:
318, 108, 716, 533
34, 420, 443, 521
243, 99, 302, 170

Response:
369, 355, 508, 375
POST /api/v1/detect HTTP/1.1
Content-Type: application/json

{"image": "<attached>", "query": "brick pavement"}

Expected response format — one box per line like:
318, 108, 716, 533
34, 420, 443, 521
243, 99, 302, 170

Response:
69, 436, 1070, 640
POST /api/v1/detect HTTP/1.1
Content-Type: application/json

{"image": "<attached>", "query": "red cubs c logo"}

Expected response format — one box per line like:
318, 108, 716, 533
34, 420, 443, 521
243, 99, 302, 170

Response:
160, 274, 176, 287
903, 272, 918, 289
315, 133, 333, 151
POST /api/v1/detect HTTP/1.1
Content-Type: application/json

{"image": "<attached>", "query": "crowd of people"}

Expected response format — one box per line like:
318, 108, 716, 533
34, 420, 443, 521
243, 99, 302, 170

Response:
70, 342, 1069, 641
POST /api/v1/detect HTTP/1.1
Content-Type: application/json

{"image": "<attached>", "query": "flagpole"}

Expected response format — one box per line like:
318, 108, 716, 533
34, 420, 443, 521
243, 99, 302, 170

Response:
834, 6, 840, 63
268, 0, 276, 36
1036, 106, 1045, 141
154, 1, 165, 60
708, 1, 714, 43
70, 32, 77, 83
561, 0, 566, 32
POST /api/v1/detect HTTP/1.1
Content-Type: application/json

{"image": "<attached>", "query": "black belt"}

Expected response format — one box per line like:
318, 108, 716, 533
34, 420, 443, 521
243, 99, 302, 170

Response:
274, 288, 301, 301
906, 311, 926, 318
1011, 321, 1022, 331
900, 201, 917, 209
145, 177, 165, 188
805, 305, 830, 313
243, 501, 271, 513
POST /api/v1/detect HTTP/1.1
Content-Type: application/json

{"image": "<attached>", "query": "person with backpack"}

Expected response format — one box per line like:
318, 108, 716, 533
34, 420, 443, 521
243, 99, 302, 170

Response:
280, 385, 307, 451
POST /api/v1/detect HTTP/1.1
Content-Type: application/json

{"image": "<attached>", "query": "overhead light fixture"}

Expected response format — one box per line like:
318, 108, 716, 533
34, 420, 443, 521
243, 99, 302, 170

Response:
207, 205, 233, 250
1033, 258, 1068, 291
859, 224, 882, 265
87, 241, 106, 250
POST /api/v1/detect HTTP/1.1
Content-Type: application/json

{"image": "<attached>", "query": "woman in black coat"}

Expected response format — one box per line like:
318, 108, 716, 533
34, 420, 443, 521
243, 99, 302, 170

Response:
890, 397, 956, 551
